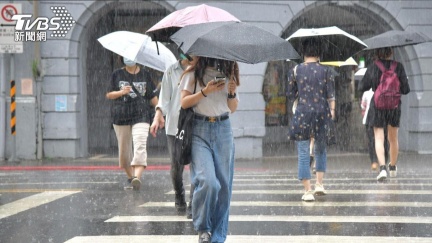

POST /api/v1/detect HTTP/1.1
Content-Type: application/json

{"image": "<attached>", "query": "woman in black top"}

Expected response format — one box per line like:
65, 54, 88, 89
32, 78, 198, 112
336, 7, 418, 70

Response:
359, 47, 410, 181
106, 57, 158, 190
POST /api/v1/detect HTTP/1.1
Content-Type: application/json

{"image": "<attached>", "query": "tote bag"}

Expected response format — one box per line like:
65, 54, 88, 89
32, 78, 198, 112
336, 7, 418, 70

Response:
174, 81, 197, 165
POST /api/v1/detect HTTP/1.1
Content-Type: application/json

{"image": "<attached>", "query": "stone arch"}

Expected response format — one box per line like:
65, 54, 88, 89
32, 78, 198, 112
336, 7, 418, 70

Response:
68, 1, 173, 156
263, 1, 421, 152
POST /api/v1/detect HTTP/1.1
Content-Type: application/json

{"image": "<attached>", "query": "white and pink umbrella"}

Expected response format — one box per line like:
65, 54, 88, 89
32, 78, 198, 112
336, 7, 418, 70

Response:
146, 4, 239, 42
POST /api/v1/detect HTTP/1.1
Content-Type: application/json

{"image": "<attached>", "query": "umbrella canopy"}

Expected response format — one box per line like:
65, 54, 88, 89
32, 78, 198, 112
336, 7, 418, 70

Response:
170, 21, 300, 64
98, 31, 177, 72
146, 4, 240, 42
286, 26, 367, 61
321, 57, 358, 67
354, 68, 367, 81
363, 30, 432, 50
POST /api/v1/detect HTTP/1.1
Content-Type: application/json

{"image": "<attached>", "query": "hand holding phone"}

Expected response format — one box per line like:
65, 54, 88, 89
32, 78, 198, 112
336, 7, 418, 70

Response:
213, 76, 226, 86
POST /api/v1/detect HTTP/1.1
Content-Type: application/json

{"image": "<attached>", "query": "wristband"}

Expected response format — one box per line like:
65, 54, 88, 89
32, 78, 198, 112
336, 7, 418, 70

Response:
201, 89, 207, 97
228, 93, 237, 99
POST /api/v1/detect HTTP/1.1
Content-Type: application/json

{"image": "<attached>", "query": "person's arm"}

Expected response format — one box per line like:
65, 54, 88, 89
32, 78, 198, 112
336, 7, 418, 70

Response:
287, 66, 298, 101
227, 77, 238, 113
106, 87, 130, 99
398, 63, 410, 95
326, 67, 336, 120
358, 66, 373, 92
181, 78, 224, 109
150, 108, 164, 137
106, 71, 131, 99
151, 68, 175, 136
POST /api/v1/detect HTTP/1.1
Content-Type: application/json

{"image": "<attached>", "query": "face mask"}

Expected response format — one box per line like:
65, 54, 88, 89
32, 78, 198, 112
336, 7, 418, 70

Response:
123, 57, 136, 67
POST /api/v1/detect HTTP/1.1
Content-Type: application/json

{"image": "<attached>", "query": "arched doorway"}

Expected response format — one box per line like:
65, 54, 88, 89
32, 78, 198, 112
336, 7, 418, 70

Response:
262, 2, 413, 154
82, 2, 175, 156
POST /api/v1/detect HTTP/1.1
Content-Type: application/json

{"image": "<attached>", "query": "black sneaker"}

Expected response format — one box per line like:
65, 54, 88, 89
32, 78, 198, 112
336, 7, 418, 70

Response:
175, 192, 187, 212
388, 164, 397, 177
124, 178, 133, 190
198, 232, 211, 243
186, 202, 192, 219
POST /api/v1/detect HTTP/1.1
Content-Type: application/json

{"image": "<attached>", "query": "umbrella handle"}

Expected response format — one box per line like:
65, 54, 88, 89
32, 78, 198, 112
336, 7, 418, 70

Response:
155, 42, 160, 55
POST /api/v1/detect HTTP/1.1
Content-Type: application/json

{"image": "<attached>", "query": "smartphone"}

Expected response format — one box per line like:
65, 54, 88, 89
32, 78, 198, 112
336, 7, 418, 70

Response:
214, 76, 226, 85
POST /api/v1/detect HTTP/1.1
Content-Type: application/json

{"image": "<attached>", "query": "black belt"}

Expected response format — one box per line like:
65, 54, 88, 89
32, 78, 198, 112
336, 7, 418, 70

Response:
194, 113, 229, 122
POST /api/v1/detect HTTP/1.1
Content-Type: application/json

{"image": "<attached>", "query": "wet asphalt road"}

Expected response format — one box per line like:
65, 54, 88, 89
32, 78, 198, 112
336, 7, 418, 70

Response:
0, 152, 432, 243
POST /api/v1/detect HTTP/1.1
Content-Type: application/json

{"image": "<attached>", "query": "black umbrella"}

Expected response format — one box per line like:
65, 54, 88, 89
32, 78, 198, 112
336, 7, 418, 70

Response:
170, 21, 300, 64
363, 30, 432, 50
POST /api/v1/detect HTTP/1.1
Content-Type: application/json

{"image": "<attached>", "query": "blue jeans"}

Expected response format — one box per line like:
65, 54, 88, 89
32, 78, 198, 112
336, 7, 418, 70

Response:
190, 118, 235, 243
296, 139, 327, 180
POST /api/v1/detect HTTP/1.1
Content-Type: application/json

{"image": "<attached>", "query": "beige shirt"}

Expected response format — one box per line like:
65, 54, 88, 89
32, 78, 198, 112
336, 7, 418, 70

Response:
180, 68, 238, 117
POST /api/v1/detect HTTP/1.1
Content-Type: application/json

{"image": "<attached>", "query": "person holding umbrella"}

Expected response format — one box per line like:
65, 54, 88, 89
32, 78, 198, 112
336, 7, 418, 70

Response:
179, 56, 239, 243
359, 47, 410, 181
150, 53, 197, 217
106, 56, 158, 190
287, 37, 336, 202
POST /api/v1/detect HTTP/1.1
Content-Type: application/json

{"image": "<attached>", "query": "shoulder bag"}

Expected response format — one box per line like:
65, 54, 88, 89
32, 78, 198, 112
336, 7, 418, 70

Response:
174, 80, 197, 165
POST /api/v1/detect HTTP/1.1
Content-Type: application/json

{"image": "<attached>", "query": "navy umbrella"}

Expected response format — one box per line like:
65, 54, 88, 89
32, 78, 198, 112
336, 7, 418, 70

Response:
170, 21, 300, 64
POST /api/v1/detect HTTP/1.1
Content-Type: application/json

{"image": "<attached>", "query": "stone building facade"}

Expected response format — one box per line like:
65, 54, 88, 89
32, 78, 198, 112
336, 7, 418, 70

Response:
1, 1, 431, 160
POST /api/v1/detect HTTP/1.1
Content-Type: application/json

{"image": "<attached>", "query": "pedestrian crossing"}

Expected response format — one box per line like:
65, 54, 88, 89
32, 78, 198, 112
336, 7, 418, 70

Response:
67, 170, 432, 242
2, 169, 432, 242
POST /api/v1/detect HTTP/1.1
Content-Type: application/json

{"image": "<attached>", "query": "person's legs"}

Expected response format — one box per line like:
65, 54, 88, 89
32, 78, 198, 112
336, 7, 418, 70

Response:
314, 139, 327, 195
366, 124, 379, 170
373, 127, 386, 166
387, 125, 399, 166
384, 126, 390, 164
209, 119, 234, 243
297, 140, 314, 201
387, 125, 399, 177
190, 118, 234, 243
167, 135, 186, 210
190, 120, 220, 237
113, 124, 133, 181
310, 137, 315, 173
374, 127, 387, 181
130, 122, 149, 190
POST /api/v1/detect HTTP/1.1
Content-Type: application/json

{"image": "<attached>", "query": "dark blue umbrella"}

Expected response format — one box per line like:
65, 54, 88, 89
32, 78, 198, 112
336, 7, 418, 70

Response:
170, 21, 300, 64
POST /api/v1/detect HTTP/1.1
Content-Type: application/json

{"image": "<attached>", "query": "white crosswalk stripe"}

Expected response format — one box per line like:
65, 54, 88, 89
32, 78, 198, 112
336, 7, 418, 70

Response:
64, 235, 432, 243
0, 191, 81, 220
105, 215, 432, 224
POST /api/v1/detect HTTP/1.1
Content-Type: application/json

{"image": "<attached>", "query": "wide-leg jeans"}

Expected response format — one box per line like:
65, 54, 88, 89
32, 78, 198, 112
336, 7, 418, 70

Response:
190, 118, 235, 243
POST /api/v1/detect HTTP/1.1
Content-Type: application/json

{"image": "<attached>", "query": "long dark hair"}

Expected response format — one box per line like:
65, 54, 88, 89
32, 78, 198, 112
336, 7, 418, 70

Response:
182, 57, 240, 87
376, 47, 393, 59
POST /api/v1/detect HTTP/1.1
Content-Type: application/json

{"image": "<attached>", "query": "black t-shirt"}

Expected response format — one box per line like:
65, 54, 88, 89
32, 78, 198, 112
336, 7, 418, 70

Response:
109, 68, 156, 125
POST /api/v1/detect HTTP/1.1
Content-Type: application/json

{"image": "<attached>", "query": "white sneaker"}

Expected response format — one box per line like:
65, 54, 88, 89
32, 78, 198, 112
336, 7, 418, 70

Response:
389, 164, 397, 177
377, 170, 387, 181
301, 190, 315, 201
314, 183, 327, 195
131, 177, 141, 190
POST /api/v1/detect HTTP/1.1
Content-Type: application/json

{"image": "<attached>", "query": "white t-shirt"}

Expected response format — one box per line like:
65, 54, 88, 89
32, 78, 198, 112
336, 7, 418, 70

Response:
179, 68, 238, 117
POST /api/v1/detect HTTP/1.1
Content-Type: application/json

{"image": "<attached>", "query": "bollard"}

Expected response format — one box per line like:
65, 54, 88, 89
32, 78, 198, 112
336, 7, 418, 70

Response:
10, 80, 16, 135
9, 79, 17, 162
